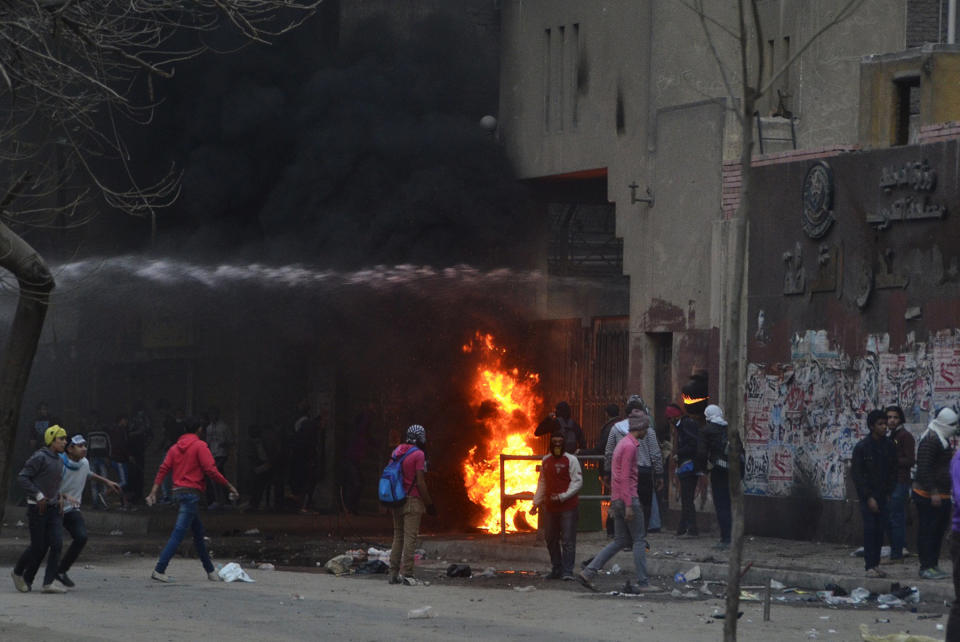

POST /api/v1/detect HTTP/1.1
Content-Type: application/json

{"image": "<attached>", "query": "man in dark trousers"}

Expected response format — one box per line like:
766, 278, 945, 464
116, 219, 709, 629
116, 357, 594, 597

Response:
675, 370, 709, 537
851, 409, 897, 578
532, 431, 583, 580
12, 425, 68, 593
913, 407, 957, 579
885, 405, 914, 563
145, 417, 239, 582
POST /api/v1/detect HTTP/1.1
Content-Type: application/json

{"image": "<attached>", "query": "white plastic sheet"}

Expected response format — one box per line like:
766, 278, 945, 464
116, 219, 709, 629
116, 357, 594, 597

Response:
218, 562, 255, 583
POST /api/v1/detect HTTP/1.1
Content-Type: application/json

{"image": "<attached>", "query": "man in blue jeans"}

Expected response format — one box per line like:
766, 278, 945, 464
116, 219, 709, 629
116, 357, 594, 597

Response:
531, 432, 583, 580
851, 409, 897, 578
885, 405, 914, 562
578, 415, 661, 593
145, 417, 238, 582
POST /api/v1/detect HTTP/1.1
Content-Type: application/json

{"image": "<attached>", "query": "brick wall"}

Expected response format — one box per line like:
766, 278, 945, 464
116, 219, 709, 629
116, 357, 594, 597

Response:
721, 146, 860, 219
907, 0, 947, 47
919, 120, 960, 142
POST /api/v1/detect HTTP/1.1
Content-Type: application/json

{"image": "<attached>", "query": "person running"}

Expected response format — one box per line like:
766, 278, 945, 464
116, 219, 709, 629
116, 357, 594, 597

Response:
387, 424, 436, 586
56, 434, 122, 587
531, 431, 583, 580
578, 415, 660, 594
12, 425, 68, 594
145, 416, 239, 582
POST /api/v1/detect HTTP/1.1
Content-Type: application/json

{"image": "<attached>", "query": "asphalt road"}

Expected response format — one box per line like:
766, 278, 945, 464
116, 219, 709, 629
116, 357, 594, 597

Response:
0, 557, 949, 641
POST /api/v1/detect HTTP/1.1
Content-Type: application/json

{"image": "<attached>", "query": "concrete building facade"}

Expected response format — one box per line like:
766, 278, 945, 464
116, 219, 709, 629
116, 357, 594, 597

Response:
498, 0, 960, 538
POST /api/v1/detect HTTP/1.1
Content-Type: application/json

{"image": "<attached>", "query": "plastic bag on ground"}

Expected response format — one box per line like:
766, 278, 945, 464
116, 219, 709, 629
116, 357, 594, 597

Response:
367, 547, 391, 562
770, 579, 786, 590
475, 567, 496, 578
850, 587, 871, 602
876, 594, 904, 607
218, 562, 255, 583
858, 623, 942, 641
684, 565, 701, 581
408, 606, 435, 619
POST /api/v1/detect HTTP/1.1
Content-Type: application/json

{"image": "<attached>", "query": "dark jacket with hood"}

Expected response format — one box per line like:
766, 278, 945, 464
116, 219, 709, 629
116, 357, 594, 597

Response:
18, 448, 64, 504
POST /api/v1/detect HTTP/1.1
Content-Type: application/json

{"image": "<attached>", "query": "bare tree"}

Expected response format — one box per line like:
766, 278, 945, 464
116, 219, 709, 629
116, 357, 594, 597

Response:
0, 0, 318, 523
682, 0, 866, 638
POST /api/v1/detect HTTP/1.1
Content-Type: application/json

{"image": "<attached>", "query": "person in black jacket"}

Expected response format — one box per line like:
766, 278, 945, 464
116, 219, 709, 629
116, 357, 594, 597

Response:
675, 410, 703, 537
913, 407, 958, 579
851, 410, 897, 578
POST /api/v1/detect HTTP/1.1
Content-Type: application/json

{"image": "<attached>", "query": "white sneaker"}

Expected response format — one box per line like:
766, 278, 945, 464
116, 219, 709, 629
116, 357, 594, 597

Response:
151, 570, 172, 583
41, 580, 68, 594
11, 570, 29, 593
207, 571, 222, 581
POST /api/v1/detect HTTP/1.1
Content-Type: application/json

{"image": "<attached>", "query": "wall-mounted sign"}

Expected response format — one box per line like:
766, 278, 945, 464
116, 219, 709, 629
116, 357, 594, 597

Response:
869, 159, 947, 229
801, 161, 835, 239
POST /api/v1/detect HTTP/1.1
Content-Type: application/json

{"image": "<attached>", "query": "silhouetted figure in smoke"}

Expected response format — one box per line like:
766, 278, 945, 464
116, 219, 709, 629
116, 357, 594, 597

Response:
204, 406, 232, 510
248, 425, 282, 511
127, 401, 153, 506
28, 402, 54, 451
160, 408, 187, 503
535, 402, 585, 455
342, 406, 375, 515
86, 413, 112, 509
291, 403, 322, 513
108, 415, 131, 508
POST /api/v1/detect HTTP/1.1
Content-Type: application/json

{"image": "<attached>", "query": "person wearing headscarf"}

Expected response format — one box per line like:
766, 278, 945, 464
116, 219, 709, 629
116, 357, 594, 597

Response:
913, 407, 958, 579
697, 405, 741, 548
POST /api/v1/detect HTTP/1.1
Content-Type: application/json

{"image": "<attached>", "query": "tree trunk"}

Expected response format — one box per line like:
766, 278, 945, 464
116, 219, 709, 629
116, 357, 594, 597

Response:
0, 222, 54, 528
723, 88, 755, 640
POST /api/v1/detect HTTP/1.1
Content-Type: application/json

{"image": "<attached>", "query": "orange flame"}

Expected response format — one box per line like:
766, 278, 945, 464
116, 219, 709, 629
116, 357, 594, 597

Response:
681, 393, 709, 405
461, 332, 543, 534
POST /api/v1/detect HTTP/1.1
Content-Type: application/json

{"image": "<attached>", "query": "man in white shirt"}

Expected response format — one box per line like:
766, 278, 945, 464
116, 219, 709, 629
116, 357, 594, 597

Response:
57, 434, 121, 587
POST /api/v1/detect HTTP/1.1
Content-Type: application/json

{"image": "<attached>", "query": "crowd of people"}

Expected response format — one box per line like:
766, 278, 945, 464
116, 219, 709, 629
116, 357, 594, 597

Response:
522, 370, 739, 593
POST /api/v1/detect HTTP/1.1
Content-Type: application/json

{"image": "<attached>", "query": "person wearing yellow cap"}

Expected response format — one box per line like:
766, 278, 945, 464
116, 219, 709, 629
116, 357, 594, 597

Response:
12, 425, 68, 593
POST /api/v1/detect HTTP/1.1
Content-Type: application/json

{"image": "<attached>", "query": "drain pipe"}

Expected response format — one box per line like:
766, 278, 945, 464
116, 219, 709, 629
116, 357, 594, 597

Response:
950, 0, 956, 44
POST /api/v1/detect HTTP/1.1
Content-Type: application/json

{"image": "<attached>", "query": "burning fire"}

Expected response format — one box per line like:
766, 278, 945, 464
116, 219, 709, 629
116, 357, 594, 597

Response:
461, 332, 543, 534
681, 393, 709, 405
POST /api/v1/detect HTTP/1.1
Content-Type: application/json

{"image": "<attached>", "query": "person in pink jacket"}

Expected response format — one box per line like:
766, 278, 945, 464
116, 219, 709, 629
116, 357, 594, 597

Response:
578, 415, 661, 594
145, 417, 238, 583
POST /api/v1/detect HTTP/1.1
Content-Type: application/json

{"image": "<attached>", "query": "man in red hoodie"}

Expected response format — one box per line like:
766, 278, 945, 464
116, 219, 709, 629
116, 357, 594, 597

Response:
145, 416, 239, 582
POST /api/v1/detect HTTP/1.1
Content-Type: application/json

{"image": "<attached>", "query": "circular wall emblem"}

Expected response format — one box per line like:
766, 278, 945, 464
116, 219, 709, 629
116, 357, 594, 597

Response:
801, 160, 835, 239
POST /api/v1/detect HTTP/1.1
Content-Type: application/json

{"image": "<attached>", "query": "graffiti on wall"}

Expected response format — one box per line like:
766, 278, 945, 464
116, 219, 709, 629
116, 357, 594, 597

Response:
745, 330, 959, 500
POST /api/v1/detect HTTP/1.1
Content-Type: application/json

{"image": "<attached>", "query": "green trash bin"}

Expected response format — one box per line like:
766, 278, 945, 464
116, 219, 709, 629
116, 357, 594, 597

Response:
577, 459, 602, 532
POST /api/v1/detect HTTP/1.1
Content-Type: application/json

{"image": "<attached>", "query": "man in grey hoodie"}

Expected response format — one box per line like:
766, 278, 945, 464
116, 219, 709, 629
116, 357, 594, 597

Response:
12, 425, 69, 593
604, 395, 663, 527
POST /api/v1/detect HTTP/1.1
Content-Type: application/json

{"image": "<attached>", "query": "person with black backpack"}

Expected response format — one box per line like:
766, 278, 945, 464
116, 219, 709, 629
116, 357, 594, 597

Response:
383, 424, 435, 586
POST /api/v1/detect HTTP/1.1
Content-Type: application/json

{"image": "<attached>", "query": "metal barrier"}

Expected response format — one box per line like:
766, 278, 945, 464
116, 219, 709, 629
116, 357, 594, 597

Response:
498, 453, 609, 542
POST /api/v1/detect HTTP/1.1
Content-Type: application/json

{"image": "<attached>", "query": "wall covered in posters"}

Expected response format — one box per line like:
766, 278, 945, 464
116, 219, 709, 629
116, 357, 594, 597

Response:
744, 329, 960, 500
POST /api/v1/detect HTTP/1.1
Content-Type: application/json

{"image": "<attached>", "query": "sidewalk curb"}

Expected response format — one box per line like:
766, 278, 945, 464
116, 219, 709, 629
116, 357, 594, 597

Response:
421, 538, 955, 604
